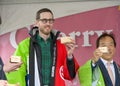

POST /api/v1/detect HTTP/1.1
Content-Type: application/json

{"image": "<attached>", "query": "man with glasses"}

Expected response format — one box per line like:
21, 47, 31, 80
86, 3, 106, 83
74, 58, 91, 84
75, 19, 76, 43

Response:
5, 8, 79, 86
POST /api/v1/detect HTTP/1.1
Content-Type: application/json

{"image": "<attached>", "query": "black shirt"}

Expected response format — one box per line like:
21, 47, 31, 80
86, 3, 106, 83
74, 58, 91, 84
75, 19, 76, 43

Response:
0, 57, 6, 80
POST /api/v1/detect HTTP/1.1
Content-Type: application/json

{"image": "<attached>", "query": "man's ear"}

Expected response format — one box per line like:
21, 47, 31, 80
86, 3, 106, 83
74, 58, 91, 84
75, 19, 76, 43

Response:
34, 20, 39, 27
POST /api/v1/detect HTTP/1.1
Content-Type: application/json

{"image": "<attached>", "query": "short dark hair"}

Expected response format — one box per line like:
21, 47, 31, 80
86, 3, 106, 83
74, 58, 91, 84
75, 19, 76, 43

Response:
36, 8, 54, 20
96, 33, 116, 48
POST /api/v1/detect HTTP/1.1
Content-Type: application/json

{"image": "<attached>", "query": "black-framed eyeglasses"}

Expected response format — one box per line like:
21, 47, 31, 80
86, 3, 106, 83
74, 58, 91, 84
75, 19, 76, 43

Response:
39, 18, 54, 24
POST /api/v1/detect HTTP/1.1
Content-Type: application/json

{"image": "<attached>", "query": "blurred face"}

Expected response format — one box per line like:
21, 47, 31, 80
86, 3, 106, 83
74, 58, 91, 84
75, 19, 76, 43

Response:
36, 12, 54, 35
99, 36, 115, 61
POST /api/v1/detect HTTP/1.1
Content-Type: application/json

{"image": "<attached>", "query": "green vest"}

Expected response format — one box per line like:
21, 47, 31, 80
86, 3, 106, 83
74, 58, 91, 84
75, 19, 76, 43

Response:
78, 60, 105, 86
6, 38, 30, 86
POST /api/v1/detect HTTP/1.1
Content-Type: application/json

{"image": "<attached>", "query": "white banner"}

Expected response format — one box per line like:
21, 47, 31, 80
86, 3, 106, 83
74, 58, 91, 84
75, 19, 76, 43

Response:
0, 1, 120, 35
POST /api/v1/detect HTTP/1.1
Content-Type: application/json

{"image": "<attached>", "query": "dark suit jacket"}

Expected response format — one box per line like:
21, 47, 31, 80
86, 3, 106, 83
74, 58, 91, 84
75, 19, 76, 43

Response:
97, 59, 120, 86
0, 57, 6, 80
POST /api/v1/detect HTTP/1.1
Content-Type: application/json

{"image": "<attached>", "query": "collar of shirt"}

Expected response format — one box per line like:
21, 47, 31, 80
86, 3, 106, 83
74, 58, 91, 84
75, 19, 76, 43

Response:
100, 57, 113, 68
100, 57, 115, 79
36, 32, 52, 42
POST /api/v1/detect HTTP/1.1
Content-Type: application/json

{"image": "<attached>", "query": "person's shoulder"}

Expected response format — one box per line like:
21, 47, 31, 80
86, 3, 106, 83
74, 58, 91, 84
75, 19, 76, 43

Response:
79, 60, 92, 69
56, 39, 60, 43
56, 39, 65, 47
15, 38, 30, 52
116, 63, 120, 69
19, 37, 30, 44
18, 37, 30, 47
